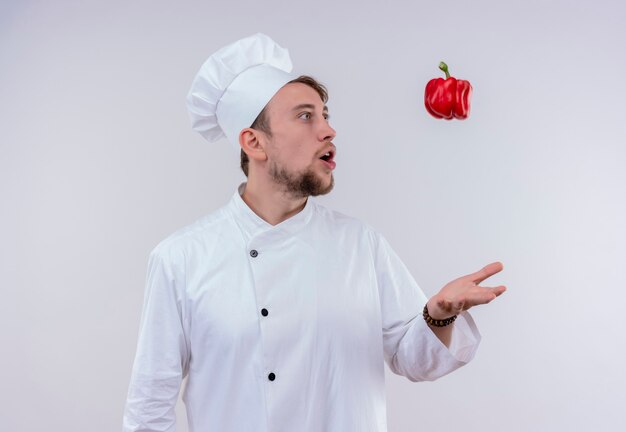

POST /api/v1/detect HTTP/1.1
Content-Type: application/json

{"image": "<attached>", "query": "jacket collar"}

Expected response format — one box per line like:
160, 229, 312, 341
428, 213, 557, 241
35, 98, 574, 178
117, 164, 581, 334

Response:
228, 181, 314, 240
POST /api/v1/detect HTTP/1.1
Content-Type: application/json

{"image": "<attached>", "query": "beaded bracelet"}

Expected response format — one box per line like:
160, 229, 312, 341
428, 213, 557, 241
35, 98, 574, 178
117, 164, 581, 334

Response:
422, 304, 458, 327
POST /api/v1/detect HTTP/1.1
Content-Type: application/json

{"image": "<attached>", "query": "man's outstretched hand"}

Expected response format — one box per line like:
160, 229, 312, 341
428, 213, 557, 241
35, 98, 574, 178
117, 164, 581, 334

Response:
427, 261, 507, 320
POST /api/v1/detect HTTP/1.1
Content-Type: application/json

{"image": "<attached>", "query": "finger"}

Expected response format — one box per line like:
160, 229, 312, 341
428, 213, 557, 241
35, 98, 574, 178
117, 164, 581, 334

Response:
470, 261, 504, 285
471, 285, 507, 305
490, 285, 507, 296
465, 291, 498, 307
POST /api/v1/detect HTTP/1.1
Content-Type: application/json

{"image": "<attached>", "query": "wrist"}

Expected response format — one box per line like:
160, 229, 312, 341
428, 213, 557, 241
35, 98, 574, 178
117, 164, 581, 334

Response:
423, 302, 457, 327
426, 297, 453, 320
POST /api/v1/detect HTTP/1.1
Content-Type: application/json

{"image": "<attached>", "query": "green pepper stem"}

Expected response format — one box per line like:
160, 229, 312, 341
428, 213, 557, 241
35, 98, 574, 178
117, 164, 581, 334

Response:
439, 61, 450, 79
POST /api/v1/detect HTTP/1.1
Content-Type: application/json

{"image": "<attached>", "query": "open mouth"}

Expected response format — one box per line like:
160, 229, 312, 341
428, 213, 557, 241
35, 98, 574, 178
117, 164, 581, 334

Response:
319, 150, 334, 162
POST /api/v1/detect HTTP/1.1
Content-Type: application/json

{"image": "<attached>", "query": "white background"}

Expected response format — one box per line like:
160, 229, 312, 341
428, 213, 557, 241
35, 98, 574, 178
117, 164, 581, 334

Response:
1, 0, 625, 431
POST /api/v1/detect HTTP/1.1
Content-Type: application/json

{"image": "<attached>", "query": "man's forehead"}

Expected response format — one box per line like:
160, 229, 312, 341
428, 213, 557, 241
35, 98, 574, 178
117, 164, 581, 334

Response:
271, 83, 328, 113
290, 103, 328, 112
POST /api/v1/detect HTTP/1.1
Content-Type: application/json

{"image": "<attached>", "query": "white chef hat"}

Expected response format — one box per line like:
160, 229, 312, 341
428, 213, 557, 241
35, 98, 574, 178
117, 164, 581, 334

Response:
186, 32, 298, 150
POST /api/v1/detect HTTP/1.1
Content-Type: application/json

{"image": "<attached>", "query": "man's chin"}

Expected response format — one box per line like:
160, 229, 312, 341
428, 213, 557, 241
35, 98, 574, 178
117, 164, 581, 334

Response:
269, 163, 334, 198
310, 174, 334, 197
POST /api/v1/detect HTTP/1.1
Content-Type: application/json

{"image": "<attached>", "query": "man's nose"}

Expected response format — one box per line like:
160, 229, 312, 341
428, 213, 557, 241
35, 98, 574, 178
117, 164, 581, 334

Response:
319, 120, 336, 141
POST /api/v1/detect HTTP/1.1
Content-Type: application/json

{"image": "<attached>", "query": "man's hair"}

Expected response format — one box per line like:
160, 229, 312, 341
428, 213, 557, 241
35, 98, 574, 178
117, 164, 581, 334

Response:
240, 75, 329, 177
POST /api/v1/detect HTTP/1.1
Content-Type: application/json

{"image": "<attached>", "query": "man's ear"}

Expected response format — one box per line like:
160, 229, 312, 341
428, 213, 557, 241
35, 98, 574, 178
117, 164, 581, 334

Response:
239, 128, 267, 162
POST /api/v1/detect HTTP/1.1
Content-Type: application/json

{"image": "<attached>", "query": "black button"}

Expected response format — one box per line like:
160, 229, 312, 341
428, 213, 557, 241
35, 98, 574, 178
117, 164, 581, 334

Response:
261, 308, 268, 317
268, 372, 276, 381
250, 249, 258, 258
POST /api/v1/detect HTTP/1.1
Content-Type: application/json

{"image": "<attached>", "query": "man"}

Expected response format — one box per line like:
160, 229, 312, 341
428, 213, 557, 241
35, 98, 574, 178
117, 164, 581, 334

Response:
122, 33, 506, 432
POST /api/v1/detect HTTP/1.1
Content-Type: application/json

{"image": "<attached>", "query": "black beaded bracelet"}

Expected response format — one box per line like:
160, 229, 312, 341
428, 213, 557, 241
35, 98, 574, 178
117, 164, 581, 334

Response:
423, 304, 458, 327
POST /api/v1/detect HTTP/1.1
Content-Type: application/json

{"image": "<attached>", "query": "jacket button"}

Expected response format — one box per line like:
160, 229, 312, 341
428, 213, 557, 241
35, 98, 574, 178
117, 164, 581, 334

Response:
268, 372, 276, 381
250, 249, 258, 258
261, 308, 268, 317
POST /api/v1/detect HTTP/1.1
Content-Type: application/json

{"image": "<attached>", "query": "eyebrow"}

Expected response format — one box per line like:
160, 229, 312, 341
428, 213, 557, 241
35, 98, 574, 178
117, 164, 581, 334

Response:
291, 103, 329, 113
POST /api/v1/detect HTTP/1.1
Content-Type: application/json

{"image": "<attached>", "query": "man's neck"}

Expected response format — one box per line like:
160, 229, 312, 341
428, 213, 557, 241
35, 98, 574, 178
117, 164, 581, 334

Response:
240, 179, 307, 226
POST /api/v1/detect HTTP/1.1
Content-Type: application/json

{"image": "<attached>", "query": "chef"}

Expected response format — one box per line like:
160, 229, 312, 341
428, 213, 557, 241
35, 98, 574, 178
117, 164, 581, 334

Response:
122, 32, 506, 432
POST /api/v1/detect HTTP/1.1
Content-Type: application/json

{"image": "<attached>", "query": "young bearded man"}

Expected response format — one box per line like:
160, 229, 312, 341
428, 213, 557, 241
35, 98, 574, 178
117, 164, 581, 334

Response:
122, 33, 507, 432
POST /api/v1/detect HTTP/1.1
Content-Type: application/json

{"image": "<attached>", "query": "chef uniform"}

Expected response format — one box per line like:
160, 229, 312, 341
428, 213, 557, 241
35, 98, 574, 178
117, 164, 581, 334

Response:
122, 33, 481, 432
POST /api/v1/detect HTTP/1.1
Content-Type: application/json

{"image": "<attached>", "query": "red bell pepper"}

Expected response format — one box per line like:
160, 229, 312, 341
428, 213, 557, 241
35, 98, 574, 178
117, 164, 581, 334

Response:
424, 62, 472, 120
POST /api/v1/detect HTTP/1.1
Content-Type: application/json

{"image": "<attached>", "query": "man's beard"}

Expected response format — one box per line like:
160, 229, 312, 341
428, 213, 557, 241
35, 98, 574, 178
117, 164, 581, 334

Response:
269, 159, 334, 199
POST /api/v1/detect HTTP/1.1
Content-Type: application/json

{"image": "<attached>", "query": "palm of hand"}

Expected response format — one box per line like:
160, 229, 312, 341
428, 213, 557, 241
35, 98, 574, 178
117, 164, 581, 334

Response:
427, 261, 507, 319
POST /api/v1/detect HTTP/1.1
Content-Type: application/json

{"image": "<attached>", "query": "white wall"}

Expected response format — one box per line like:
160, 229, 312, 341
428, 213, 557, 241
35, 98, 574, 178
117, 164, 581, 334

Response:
1, 0, 625, 430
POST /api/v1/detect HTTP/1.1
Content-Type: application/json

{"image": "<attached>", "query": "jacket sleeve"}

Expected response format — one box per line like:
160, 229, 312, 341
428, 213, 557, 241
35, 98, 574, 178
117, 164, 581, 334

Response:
371, 229, 481, 382
122, 245, 190, 432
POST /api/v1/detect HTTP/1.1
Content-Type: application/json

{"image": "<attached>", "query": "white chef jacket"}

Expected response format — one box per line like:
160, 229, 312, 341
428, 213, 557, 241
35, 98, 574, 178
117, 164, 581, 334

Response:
122, 182, 481, 432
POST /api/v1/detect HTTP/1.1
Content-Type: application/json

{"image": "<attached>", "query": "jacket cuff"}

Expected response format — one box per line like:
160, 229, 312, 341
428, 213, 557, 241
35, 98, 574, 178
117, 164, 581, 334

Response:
443, 310, 482, 363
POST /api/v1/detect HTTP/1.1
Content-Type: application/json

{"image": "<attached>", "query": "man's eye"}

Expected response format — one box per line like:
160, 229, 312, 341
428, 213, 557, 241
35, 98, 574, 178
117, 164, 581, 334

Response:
299, 112, 331, 121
